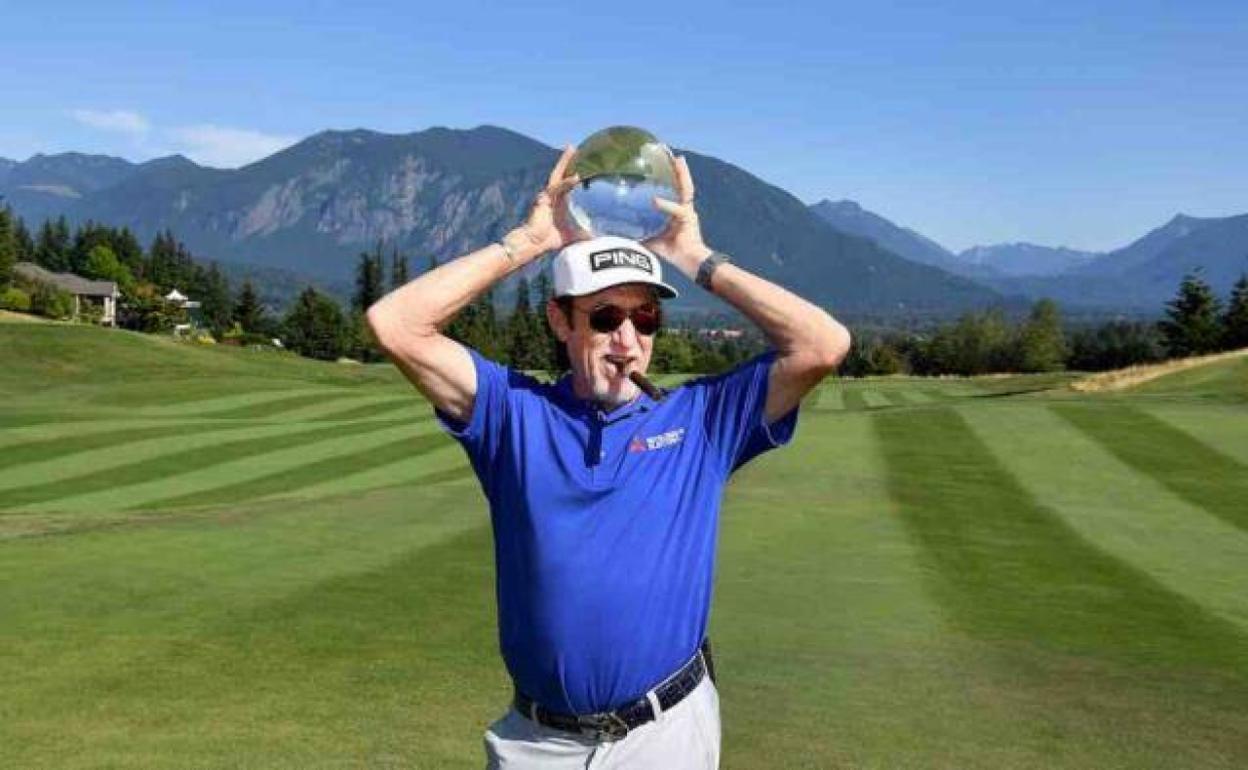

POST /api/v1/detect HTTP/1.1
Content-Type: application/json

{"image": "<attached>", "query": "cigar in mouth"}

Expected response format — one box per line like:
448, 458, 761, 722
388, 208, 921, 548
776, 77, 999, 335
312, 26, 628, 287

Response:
629, 371, 665, 401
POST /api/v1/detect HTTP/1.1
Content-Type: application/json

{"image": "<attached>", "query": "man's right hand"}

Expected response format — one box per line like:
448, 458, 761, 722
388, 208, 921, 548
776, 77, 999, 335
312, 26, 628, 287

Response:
368, 142, 584, 424
505, 145, 584, 262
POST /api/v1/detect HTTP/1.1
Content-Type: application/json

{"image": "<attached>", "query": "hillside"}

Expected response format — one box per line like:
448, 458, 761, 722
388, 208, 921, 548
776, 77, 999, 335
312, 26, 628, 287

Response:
0, 321, 402, 409
0, 127, 1004, 316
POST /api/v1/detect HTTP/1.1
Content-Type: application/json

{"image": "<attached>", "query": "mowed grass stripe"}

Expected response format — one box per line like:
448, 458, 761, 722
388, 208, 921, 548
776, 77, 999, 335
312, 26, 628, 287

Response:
811, 386, 844, 411
1143, 405, 1248, 467
842, 390, 870, 411
196, 390, 363, 420
139, 430, 458, 510
259, 393, 418, 423
131, 387, 347, 417
0, 422, 248, 474
874, 407, 1248, 672
0, 417, 232, 449
289, 450, 472, 501
0, 419, 265, 486
1053, 403, 1248, 534
309, 397, 428, 423
861, 390, 892, 409
964, 405, 1248, 632
4, 420, 418, 511
886, 389, 931, 405
0, 413, 97, 430
918, 387, 958, 402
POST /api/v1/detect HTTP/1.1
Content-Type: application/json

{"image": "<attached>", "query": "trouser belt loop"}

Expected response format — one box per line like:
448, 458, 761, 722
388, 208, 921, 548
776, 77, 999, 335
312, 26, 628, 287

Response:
700, 638, 717, 685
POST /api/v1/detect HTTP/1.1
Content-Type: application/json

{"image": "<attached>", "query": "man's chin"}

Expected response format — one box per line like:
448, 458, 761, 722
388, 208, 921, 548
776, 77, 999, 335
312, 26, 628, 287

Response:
592, 378, 639, 408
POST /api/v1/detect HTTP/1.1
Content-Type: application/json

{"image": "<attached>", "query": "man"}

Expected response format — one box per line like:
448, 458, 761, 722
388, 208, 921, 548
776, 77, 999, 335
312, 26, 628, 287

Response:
367, 146, 850, 768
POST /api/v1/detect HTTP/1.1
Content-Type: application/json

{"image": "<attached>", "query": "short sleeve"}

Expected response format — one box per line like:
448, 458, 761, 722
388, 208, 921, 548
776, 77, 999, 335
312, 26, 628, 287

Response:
435, 347, 512, 493
696, 350, 799, 475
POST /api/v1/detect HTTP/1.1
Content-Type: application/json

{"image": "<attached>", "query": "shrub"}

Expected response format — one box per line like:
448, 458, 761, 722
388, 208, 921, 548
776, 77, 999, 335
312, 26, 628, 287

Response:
0, 286, 31, 312
30, 282, 75, 320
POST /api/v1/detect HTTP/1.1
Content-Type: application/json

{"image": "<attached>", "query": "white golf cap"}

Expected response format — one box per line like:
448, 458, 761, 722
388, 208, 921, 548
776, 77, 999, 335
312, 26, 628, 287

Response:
552, 236, 679, 300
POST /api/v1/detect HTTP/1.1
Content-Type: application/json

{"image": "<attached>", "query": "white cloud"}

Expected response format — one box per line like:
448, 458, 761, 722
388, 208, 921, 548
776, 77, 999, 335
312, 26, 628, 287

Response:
70, 108, 151, 137
67, 109, 296, 167
169, 124, 298, 168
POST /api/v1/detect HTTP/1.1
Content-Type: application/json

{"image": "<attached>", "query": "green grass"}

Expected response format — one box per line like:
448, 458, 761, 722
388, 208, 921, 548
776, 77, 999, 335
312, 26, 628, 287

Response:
2, 321, 1246, 768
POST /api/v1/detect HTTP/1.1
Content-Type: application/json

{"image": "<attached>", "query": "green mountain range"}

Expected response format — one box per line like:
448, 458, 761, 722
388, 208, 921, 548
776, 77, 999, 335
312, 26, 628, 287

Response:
810, 200, 1248, 311
0, 126, 1002, 316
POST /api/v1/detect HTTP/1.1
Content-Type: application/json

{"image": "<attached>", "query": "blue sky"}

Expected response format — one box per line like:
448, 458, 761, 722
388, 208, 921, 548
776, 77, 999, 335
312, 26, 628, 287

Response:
2, 0, 1245, 252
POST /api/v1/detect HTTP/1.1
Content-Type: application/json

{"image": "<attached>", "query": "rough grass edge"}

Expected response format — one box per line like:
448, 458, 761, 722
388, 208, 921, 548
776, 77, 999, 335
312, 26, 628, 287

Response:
0, 309, 57, 324
1070, 347, 1248, 392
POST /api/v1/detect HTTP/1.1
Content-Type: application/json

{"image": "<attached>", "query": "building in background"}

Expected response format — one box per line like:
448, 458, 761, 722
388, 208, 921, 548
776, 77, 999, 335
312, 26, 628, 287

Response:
13, 262, 120, 326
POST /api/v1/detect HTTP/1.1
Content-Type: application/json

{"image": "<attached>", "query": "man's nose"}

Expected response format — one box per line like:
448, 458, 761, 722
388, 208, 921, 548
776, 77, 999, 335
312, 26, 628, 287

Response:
610, 317, 639, 349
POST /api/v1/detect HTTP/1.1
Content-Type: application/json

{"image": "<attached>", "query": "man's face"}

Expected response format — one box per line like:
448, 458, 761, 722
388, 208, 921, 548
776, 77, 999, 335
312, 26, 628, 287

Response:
547, 283, 659, 407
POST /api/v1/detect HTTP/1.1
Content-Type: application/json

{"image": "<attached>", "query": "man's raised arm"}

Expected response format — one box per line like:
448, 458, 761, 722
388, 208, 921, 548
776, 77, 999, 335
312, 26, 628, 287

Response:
366, 147, 581, 423
645, 156, 851, 423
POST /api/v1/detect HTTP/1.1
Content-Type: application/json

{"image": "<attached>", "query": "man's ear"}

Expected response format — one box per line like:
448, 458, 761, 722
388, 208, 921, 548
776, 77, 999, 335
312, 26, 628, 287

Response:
546, 299, 571, 342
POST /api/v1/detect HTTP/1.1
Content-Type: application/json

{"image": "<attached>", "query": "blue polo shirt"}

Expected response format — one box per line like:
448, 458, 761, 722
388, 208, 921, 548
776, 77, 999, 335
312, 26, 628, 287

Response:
437, 349, 798, 714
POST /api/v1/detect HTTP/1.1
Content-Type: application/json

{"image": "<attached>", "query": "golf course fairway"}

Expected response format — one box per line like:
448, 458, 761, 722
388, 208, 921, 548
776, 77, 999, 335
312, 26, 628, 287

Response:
2, 321, 1245, 768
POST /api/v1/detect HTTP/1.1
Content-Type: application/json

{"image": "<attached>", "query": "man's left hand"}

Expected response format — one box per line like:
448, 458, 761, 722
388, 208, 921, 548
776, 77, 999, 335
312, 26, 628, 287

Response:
644, 155, 712, 277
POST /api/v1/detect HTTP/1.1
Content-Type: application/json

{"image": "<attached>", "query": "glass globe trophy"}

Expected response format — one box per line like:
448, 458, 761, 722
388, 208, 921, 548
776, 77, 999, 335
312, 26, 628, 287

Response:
563, 126, 678, 241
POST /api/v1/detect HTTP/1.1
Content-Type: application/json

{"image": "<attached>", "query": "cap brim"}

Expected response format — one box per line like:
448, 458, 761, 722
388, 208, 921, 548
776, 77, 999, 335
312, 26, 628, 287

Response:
560, 279, 679, 300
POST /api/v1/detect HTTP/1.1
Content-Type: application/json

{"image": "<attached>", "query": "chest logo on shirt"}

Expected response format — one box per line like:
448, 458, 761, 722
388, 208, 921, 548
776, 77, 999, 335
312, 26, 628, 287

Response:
629, 427, 686, 453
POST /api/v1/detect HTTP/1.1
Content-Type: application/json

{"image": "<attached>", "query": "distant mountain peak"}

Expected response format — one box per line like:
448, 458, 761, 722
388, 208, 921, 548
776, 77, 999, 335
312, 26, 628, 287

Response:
22, 150, 133, 166
809, 198, 961, 274
139, 154, 199, 170
811, 198, 864, 213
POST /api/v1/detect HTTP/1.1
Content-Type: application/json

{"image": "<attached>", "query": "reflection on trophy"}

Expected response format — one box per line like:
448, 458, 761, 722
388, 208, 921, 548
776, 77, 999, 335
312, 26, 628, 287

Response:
563, 126, 679, 241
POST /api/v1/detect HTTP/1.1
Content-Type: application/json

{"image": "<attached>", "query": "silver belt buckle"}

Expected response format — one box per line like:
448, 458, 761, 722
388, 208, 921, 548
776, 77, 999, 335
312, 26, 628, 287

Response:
580, 711, 630, 741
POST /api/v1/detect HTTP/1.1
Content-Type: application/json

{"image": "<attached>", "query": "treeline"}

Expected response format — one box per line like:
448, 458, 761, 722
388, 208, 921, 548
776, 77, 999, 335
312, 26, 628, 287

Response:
0, 210, 234, 331
0, 210, 758, 374
844, 273, 1248, 376
341, 251, 762, 373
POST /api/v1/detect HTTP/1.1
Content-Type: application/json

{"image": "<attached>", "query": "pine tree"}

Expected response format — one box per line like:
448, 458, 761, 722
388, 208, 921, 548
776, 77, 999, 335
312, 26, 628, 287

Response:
233, 280, 264, 333
0, 207, 15, 288
353, 245, 386, 312
13, 216, 33, 262
283, 287, 350, 361
71, 221, 114, 275
1222, 274, 1248, 350
196, 263, 233, 335
111, 228, 145, 278
390, 247, 409, 291
146, 231, 180, 288
533, 271, 558, 371
35, 217, 72, 271
1159, 272, 1223, 357
508, 277, 541, 369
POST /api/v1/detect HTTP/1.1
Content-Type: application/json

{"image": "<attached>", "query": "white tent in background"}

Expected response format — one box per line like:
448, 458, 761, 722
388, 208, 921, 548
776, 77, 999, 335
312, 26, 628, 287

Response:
164, 288, 203, 335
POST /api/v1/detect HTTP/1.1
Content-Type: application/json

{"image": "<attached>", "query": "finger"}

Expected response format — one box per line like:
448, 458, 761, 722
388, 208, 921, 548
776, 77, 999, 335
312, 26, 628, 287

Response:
667, 155, 693, 203
549, 174, 582, 196
548, 145, 576, 188
653, 196, 690, 218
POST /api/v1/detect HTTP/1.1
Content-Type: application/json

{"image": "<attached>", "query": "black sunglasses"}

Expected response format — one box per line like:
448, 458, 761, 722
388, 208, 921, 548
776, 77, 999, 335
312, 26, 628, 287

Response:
582, 302, 662, 336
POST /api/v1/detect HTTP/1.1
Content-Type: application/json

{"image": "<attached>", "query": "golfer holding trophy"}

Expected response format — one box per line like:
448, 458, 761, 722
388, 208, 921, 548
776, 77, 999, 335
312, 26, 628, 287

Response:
368, 127, 850, 768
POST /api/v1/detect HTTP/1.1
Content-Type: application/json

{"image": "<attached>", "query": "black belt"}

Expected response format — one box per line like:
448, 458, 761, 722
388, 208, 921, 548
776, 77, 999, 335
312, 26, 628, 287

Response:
514, 640, 716, 742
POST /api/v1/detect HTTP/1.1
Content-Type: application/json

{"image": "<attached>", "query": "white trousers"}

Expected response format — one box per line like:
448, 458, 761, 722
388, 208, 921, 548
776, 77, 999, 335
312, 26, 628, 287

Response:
483, 677, 721, 769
